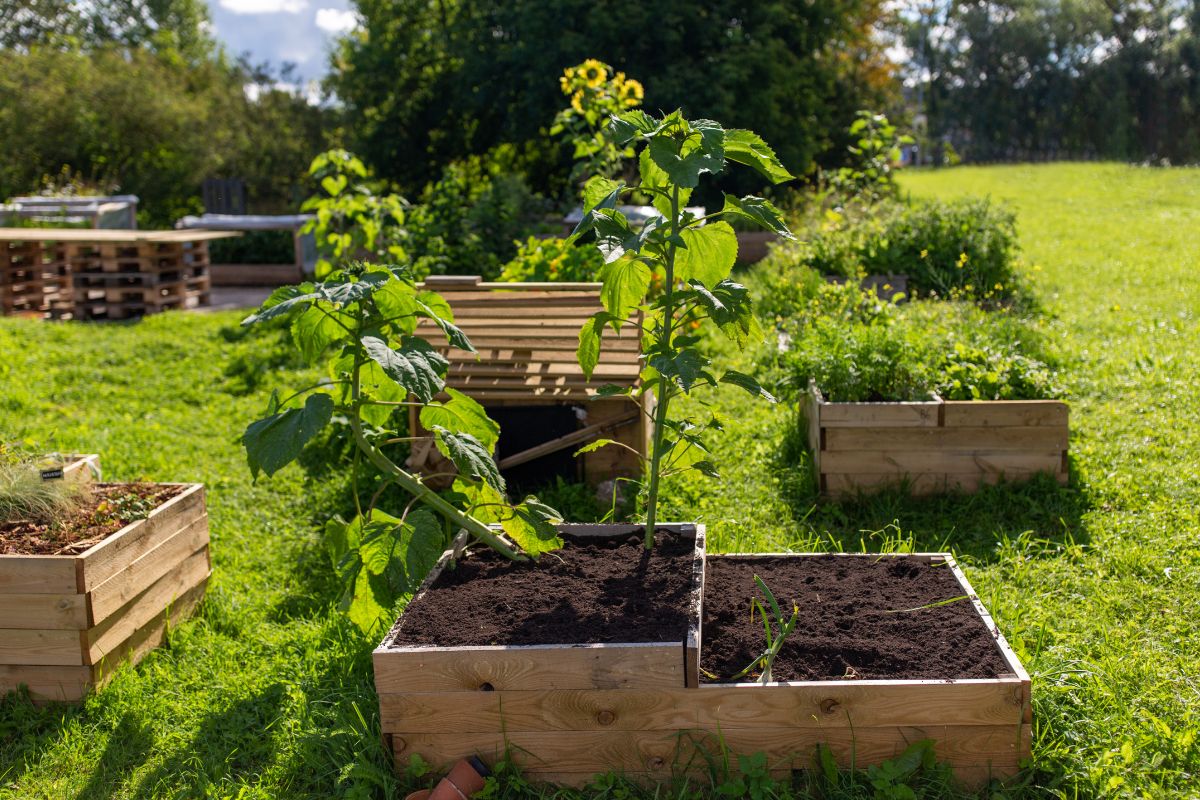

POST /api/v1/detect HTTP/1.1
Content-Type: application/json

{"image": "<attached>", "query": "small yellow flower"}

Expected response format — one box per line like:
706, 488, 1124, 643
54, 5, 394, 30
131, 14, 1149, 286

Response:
919, 248, 928, 259
580, 58, 607, 88
570, 90, 585, 114
619, 78, 644, 107
956, 252, 969, 269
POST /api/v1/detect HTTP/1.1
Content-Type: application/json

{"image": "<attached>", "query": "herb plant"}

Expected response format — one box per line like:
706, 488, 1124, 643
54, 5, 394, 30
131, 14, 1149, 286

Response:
732, 575, 800, 684
571, 111, 794, 544
241, 263, 562, 631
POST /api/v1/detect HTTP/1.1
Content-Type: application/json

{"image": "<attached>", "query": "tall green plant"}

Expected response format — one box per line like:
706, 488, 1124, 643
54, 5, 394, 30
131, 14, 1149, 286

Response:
241, 263, 562, 631
571, 111, 795, 546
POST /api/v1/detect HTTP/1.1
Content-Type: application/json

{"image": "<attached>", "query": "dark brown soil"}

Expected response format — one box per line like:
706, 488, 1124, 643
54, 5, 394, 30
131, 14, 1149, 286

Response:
701, 556, 1010, 682
385, 528, 698, 647
0, 483, 185, 556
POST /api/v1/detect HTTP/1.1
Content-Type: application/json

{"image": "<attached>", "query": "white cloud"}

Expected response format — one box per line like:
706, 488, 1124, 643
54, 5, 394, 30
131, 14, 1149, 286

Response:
219, 0, 308, 15
314, 8, 357, 33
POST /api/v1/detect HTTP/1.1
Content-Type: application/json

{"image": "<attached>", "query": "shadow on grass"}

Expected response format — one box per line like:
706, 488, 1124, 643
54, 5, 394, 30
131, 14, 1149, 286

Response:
74, 712, 155, 800
775, 411, 1093, 564
0, 689, 84, 789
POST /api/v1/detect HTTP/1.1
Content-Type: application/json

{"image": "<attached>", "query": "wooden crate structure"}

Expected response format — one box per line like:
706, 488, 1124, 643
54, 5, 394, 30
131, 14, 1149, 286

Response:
806, 383, 1069, 497
374, 523, 705, 786
37, 453, 102, 485
0, 238, 72, 318
0, 228, 238, 320
0, 483, 210, 702
410, 277, 649, 487
695, 553, 1030, 788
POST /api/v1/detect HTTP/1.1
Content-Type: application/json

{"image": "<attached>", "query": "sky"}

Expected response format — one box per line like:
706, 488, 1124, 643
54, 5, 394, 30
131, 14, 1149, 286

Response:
205, 0, 356, 83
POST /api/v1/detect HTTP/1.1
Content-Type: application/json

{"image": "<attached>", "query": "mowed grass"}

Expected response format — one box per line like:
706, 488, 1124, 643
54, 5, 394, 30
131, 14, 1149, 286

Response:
1, 162, 1198, 798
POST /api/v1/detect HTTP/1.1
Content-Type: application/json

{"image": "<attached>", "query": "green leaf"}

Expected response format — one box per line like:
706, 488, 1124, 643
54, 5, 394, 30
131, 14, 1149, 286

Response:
720, 370, 777, 402
639, 148, 691, 218
675, 221, 738, 287
242, 284, 319, 326
420, 388, 500, 452
574, 438, 618, 456
609, 109, 658, 144
692, 460, 721, 479
243, 392, 333, 479
583, 176, 620, 214
501, 500, 563, 557
648, 120, 725, 189
362, 336, 449, 404
319, 272, 389, 307
577, 311, 609, 381
598, 255, 651, 320
695, 279, 763, 349
291, 305, 348, 363
347, 354, 408, 428
649, 349, 713, 392
433, 426, 505, 494
570, 181, 624, 241
723, 130, 793, 184
721, 194, 795, 239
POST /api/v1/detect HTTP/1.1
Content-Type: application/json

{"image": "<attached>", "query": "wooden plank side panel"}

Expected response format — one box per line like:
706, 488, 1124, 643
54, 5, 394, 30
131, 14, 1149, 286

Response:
0, 628, 83, 665
378, 680, 1025, 734
820, 450, 1065, 476
942, 401, 1068, 428
0, 591, 88, 630
84, 545, 210, 664
77, 484, 205, 591
91, 575, 208, 684
0, 664, 95, 703
88, 513, 210, 624
373, 643, 683, 693
0, 556, 78, 595
818, 402, 941, 427
824, 426, 1069, 452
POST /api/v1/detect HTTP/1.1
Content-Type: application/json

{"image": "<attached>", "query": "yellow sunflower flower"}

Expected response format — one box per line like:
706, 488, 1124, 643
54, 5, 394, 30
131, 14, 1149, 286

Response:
580, 58, 608, 88
570, 90, 585, 114
619, 78, 644, 107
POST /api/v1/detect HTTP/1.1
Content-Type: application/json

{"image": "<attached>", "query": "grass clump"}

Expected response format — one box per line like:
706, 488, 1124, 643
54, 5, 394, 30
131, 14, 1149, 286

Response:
0, 459, 84, 526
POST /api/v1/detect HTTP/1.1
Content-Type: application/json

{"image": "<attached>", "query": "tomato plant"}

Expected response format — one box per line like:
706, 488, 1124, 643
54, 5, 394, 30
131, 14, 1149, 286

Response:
241, 263, 562, 630
572, 110, 795, 545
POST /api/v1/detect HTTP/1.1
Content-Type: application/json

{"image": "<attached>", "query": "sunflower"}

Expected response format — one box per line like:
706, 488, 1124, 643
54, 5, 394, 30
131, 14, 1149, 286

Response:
570, 90, 585, 114
559, 67, 575, 95
579, 58, 608, 88
619, 78, 644, 107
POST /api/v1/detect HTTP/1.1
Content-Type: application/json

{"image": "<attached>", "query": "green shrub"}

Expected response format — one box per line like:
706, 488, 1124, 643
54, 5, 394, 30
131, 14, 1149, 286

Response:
763, 197, 1021, 303
775, 283, 1060, 402
208, 230, 295, 265
496, 236, 603, 283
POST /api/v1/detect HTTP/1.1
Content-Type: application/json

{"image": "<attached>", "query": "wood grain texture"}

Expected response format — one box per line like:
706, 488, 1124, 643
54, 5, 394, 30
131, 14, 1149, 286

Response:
818, 402, 941, 427
820, 450, 1065, 475
0, 627, 83, 665
942, 400, 1068, 428
0, 590, 88, 630
824, 426, 1068, 452
0, 556, 78, 595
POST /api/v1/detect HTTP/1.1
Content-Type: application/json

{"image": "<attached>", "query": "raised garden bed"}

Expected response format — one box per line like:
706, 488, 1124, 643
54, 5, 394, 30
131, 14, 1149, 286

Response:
374, 523, 705, 785
0, 482, 210, 702
807, 383, 1069, 497
696, 553, 1030, 787
49, 453, 101, 485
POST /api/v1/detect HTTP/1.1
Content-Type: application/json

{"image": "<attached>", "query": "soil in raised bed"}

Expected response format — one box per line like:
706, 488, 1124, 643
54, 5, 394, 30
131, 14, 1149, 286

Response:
0, 483, 186, 556
701, 556, 1010, 682
386, 527, 696, 647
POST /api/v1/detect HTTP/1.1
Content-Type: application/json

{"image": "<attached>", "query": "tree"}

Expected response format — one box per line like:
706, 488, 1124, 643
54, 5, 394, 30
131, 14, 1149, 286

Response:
329, 0, 898, 196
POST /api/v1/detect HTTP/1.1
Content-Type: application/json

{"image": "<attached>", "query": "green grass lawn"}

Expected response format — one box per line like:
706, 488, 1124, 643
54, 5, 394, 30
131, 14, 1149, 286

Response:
2, 162, 1199, 798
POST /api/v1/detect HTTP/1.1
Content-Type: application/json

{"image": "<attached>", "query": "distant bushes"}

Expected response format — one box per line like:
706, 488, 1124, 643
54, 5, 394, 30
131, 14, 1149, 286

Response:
496, 237, 602, 283
761, 197, 1021, 303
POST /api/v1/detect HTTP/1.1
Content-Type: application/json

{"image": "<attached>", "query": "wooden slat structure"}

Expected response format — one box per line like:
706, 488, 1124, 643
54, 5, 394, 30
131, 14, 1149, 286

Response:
376, 524, 706, 783
0, 228, 237, 320
807, 382, 1069, 497
0, 483, 210, 702
375, 548, 1029, 788
410, 276, 649, 486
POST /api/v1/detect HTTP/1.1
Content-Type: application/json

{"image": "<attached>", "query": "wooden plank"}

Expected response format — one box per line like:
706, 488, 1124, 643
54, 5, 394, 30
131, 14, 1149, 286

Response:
449, 363, 638, 380
0, 664, 94, 703
819, 450, 1065, 475
818, 402, 941, 428
0, 627, 83, 666
76, 484, 205, 592
91, 575, 208, 682
378, 679, 1023, 734
0, 590, 88, 630
373, 643, 683, 693
0, 556, 78, 595
942, 400, 1068, 428
0, 228, 237, 243
824, 426, 1068, 452
389, 725, 1025, 780
84, 546, 210, 664
497, 411, 638, 470
88, 513, 210, 624
62, 454, 102, 484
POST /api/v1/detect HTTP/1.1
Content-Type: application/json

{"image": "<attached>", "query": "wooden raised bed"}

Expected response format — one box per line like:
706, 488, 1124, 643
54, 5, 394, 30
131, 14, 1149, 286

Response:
807, 383, 1069, 497
696, 553, 1030, 788
374, 523, 705, 785
409, 276, 649, 488
41, 453, 101, 485
0, 483, 210, 702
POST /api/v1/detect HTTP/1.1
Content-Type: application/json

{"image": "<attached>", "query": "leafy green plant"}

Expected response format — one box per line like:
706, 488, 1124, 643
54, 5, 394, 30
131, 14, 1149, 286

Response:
91, 491, 155, 527
551, 59, 645, 186
832, 110, 912, 203
208, 229, 296, 265
571, 110, 795, 544
731, 576, 801, 684
240, 262, 562, 631
0, 459, 84, 526
300, 150, 408, 280
496, 236, 603, 283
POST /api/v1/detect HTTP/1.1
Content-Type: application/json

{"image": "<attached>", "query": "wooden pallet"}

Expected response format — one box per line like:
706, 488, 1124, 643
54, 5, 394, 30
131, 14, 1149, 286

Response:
0, 483, 210, 702
408, 277, 650, 485
806, 382, 1069, 497
376, 524, 706, 783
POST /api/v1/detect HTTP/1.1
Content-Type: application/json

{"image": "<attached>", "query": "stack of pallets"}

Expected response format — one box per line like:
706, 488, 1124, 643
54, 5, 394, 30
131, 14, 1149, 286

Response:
0, 229, 236, 320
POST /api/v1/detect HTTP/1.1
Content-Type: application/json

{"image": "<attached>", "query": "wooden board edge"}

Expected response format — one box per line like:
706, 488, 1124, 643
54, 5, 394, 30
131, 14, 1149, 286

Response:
944, 555, 1032, 691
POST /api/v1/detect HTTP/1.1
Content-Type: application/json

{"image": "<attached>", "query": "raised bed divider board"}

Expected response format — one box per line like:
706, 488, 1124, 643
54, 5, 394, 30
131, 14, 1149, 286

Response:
807, 382, 1069, 496
376, 549, 1028, 788
0, 483, 210, 702
409, 277, 649, 485
375, 523, 705, 781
